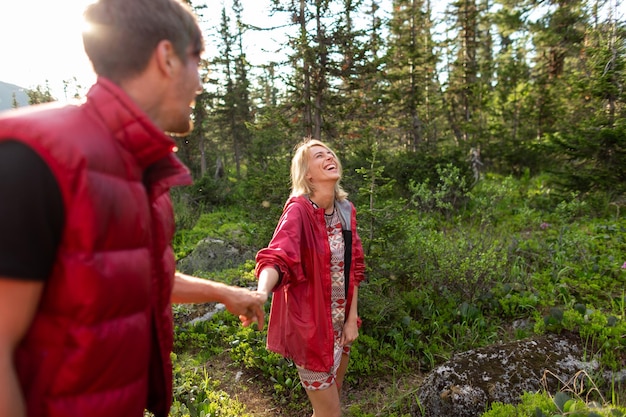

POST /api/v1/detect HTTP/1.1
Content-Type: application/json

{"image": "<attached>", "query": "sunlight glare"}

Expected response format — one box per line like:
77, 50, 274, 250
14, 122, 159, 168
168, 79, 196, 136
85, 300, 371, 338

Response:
0, 0, 97, 98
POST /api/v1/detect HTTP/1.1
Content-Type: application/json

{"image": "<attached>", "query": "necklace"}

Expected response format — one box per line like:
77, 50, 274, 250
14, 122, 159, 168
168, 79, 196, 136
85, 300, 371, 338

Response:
308, 196, 336, 226
308, 196, 334, 214
324, 206, 338, 227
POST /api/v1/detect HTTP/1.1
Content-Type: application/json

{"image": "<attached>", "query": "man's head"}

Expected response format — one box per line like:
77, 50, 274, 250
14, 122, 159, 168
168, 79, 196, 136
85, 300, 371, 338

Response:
82, 0, 203, 84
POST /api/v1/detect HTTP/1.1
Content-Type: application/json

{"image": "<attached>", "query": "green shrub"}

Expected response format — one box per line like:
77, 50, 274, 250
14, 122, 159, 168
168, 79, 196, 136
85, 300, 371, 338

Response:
169, 171, 626, 413
227, 324, 302, 403
481, 390, 626, 417
169, 354, 254, 417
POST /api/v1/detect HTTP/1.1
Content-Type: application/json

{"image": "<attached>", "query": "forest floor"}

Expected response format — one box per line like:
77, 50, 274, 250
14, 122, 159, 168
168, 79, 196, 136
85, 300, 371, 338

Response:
176, 303, 425, 416
204, 350, 424, 416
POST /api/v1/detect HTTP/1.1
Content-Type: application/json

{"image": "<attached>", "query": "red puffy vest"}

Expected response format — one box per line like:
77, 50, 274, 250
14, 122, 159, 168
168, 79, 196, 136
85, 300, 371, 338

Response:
0, 78, 192, 417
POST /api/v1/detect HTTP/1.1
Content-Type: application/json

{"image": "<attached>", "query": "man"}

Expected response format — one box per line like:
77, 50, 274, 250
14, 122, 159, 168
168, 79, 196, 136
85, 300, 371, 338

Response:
0, 1, 264, 416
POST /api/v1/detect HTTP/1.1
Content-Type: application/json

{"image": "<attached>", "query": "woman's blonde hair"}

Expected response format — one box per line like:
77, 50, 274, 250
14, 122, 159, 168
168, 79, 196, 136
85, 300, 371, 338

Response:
290, 138, 348, 200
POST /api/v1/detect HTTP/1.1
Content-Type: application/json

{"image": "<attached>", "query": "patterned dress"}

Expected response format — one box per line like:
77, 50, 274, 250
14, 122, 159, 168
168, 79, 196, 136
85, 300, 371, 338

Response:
296, 208, 350, 391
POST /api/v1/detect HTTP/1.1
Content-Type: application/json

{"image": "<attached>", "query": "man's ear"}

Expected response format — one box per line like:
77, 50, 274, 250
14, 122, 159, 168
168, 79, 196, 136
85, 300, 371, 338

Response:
154, 40, 177, 77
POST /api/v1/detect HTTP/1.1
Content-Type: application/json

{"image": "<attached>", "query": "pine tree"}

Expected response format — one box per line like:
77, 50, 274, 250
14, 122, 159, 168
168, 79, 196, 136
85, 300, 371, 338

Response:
442, 0, 489, 146
27, 82, 55, 104
547, 0, 626, 194
385, 0, 441, 151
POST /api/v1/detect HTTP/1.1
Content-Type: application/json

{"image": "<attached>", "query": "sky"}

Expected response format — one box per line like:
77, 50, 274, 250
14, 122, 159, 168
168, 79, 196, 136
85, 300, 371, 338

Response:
0, 0, 288, 100
1, 0, 621, 100
0, 0, 96, 99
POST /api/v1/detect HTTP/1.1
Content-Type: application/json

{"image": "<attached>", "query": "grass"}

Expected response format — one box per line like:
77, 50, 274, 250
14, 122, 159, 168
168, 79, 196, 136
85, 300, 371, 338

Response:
168, 172, 626, 415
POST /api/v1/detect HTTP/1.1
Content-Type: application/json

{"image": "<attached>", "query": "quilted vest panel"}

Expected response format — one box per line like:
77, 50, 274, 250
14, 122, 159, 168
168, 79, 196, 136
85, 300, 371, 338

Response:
0, 79, 191, 417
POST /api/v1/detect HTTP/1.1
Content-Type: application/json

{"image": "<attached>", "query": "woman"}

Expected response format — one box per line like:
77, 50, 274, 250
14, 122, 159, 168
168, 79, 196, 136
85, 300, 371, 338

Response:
252, 138, 366, 417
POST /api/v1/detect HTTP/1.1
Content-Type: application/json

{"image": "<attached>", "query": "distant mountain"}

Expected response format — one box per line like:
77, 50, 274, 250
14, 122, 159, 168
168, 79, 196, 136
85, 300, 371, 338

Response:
0, 81, 29, 111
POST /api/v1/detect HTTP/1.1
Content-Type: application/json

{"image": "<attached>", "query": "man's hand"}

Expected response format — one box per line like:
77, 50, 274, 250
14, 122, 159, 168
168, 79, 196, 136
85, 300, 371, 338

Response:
238, 290, 268, 329
172, 273, 266, 330
220, 287, 265, 330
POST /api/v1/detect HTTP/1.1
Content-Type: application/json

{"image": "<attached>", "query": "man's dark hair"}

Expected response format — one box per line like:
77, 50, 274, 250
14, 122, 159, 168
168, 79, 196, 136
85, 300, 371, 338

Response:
82, 0, 203, 82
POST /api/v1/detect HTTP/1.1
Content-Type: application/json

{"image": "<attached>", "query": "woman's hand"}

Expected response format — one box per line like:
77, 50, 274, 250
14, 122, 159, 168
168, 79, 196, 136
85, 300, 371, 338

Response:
340, 319, 359, 346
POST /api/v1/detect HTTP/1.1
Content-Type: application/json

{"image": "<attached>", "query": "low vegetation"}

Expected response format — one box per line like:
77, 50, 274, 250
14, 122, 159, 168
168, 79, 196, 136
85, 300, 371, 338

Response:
168, 162, 626, 416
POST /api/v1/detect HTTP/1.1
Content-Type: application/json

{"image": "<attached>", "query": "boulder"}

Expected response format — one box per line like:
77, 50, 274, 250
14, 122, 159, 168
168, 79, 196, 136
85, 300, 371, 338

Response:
176, 237, 256, 275
413, 332, 597, 417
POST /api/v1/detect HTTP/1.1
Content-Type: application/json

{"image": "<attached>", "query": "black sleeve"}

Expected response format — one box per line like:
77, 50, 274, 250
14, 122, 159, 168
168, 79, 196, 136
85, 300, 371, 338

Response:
0, 140, 65, 281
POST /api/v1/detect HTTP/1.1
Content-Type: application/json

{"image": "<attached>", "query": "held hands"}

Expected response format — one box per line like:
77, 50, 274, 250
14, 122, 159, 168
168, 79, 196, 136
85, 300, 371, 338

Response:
238, 290, 268, 329
237, 267, 276, 329
171, 273, 268, 330
221, 287, 266, 331
226, 290, 267, 330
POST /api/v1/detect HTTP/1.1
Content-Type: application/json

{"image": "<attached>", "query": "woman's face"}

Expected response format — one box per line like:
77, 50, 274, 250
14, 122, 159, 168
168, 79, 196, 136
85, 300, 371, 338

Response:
306, 145, 340, 186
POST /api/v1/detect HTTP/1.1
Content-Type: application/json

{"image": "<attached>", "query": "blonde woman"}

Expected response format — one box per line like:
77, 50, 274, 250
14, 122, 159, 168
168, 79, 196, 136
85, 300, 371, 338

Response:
250, 138, 366, 416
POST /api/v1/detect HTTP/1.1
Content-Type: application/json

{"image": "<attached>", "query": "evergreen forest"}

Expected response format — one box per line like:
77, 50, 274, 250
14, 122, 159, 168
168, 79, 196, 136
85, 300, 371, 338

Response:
23, 0, 626, 415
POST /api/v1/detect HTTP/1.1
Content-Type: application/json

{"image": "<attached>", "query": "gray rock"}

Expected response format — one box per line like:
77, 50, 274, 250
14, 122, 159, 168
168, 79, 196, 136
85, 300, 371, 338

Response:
413, 333, 598, 417
176, 237, 256, 275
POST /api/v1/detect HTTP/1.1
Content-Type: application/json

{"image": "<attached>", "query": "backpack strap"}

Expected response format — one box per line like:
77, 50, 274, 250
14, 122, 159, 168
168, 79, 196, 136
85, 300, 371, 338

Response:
336, 199, 353, 300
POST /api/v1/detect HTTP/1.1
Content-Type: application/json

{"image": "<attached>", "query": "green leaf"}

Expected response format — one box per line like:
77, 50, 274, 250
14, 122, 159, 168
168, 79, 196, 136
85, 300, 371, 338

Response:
553, 392, 571, 412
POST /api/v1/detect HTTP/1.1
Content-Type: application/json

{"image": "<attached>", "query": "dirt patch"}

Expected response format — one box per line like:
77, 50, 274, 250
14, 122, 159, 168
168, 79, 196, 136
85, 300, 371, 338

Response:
204, 351, 424, 416
204, 353, 292, 416
174, 303, 425, 416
